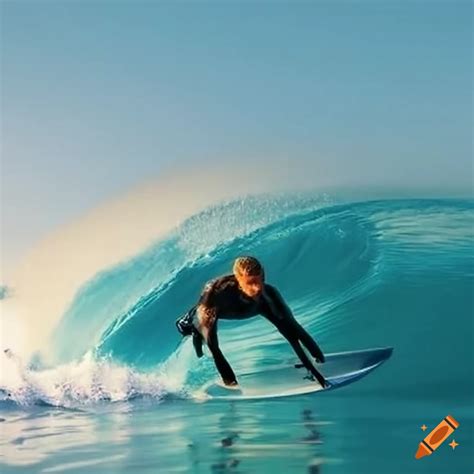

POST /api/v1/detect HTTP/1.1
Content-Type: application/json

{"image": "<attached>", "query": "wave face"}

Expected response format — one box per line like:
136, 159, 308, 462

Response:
2, 195, 473, 407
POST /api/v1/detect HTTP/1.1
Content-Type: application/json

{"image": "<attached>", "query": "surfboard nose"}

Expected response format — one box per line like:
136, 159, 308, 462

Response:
362, 346, 393, 366
323, 346, 394, 376
374, 346, 393, 359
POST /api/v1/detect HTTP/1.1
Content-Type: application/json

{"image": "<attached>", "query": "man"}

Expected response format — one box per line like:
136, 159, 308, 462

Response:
176, 256, 328, 388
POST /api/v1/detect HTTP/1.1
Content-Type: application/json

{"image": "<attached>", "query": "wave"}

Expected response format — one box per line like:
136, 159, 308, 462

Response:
1, 195, 472, 407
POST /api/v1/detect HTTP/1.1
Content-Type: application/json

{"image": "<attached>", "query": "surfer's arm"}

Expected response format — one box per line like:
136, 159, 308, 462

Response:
195, 304, 238, 386
262, 309, 328, 387
264, 285, 325, 364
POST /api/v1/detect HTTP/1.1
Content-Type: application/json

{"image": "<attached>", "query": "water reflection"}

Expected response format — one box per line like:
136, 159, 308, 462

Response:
0, 397, 334, 473
175, 398, 330, 473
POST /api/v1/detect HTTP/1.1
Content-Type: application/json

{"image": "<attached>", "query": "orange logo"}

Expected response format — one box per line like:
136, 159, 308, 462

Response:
415, 415, 459, 459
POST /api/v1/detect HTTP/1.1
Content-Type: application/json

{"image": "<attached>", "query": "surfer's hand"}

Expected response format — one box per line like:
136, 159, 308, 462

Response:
315, 353, 325, 364
318, 377, 330, 389
224, 379, 239, 388
314, 373, 328, 388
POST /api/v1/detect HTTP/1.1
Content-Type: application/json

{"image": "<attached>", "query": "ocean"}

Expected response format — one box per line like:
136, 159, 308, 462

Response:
1, 193, 473, 473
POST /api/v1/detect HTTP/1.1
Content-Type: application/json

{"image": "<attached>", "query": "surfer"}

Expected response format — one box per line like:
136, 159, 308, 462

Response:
176, 256, 328, 388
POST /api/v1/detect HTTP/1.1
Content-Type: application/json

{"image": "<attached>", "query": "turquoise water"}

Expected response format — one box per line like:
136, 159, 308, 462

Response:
1, 194, 473, 473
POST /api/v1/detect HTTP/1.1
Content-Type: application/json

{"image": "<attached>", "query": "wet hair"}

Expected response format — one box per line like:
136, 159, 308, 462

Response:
233, 256, 264, 278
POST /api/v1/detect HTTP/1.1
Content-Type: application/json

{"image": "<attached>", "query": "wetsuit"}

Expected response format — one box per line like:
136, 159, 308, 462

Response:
176, 274, 327, 387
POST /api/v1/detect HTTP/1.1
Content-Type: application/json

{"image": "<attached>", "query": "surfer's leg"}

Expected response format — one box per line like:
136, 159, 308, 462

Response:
176, 306, 206, 358
176, 306, 197, 337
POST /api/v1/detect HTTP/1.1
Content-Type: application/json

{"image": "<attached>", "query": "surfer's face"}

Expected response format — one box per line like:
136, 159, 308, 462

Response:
236, 273, 264, 299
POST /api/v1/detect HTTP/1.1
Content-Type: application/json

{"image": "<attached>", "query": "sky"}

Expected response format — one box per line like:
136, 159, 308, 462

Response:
1, 0, 472, 275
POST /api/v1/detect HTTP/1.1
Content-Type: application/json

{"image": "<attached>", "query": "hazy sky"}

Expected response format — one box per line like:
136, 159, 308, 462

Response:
1, 0, 472, 272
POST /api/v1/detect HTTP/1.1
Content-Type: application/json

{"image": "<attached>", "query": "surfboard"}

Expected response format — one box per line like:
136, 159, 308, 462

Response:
195, 346, 393, 400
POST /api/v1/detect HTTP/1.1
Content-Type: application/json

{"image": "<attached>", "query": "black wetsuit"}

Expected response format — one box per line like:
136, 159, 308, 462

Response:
176, 274, 327, 387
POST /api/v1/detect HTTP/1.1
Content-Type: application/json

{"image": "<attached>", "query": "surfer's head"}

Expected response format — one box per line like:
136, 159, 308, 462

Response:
233, 256, 264, 298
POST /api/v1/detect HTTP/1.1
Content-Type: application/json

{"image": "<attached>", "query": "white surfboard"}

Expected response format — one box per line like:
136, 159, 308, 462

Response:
195, 347, 393, 400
